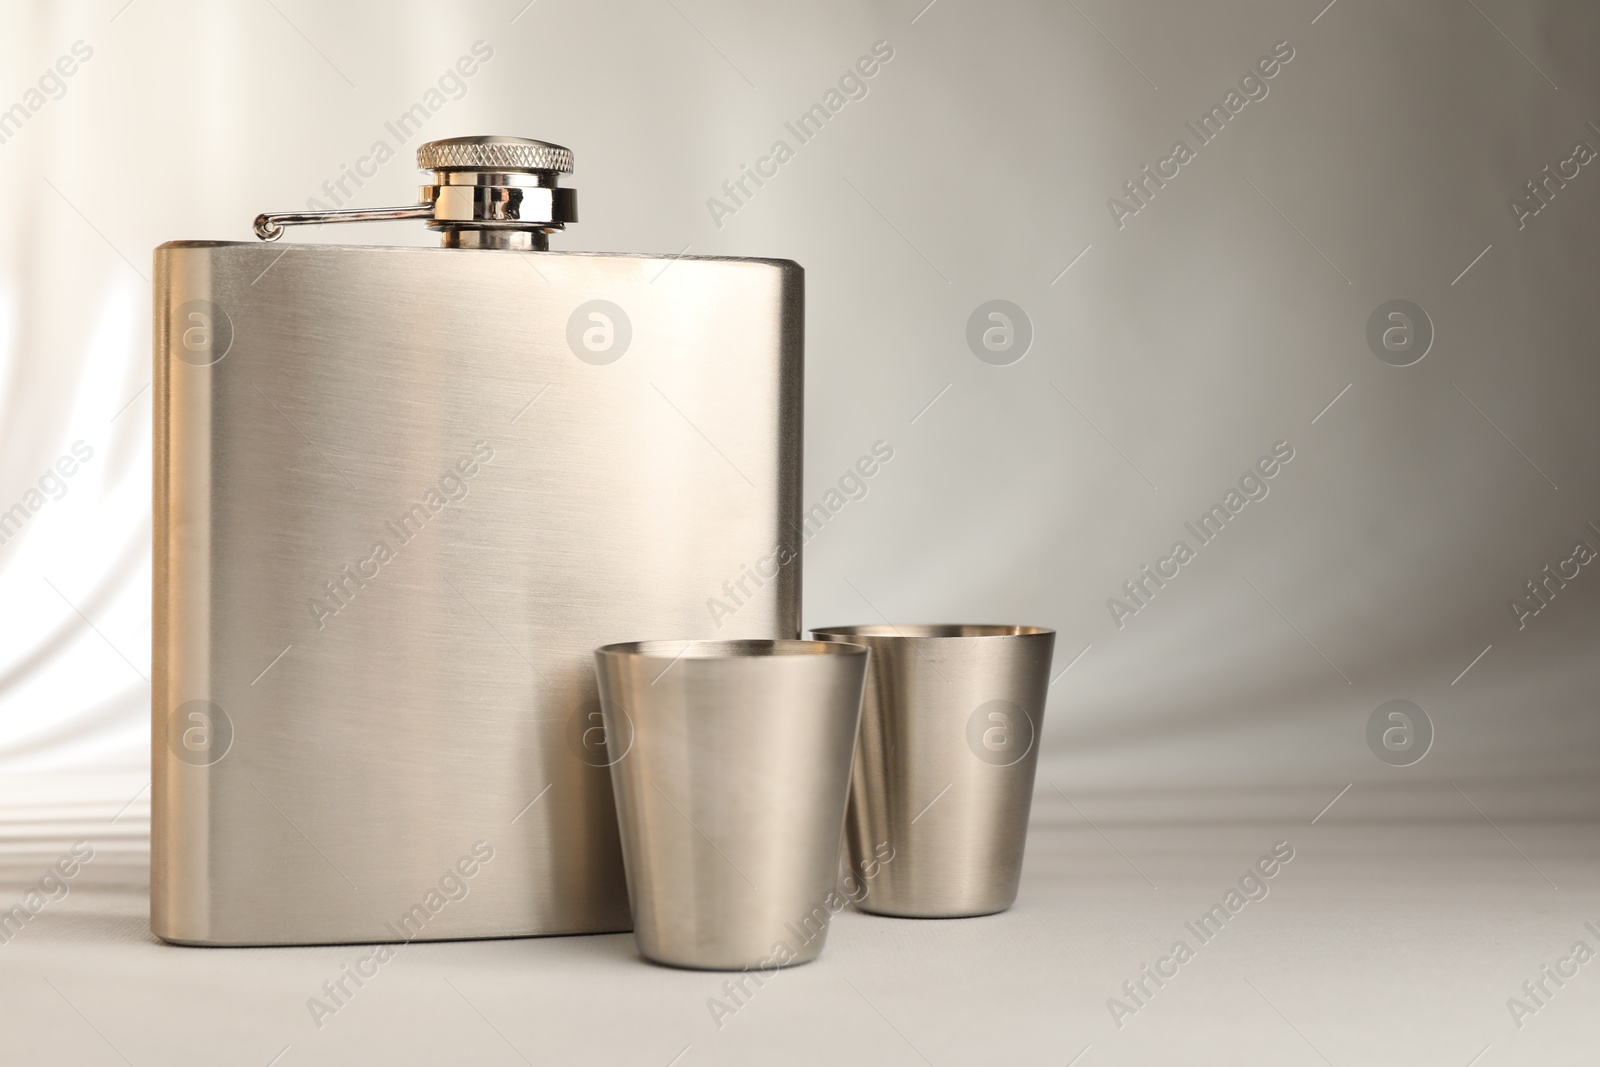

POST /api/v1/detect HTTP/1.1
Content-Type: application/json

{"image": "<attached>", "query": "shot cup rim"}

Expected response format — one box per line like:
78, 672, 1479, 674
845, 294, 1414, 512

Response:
595, 638, 868, 660
810, 624, 1053, 640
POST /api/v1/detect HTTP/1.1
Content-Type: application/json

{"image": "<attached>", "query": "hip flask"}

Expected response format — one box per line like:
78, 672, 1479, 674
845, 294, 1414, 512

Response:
152, 136, 803, 945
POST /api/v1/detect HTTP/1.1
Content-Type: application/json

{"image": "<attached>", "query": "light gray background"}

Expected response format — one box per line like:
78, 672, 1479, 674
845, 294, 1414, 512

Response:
1, 0, 1597, 1063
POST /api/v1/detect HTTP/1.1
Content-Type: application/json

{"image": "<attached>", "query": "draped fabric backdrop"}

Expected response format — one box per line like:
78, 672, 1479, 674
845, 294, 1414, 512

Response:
4, 0, 1596, 813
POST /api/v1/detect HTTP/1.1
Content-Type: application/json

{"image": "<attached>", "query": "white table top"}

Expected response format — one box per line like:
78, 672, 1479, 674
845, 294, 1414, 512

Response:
0, 773, 1591, 1066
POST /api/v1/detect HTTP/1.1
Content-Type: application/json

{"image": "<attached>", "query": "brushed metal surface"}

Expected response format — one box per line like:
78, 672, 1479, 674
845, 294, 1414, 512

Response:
593, 640, 867, 970
152, 241, 802, 945
810, 625, 1054, 918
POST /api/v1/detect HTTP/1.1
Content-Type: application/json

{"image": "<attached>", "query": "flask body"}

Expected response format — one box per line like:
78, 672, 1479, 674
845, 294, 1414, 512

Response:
152, 241, 802, 945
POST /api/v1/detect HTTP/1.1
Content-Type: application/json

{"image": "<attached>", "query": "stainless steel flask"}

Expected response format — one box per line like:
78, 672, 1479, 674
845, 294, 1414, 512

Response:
152, 136, 802, 945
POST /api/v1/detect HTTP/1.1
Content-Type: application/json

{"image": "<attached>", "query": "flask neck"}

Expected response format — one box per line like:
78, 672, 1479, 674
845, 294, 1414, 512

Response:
439, 229, 548, 251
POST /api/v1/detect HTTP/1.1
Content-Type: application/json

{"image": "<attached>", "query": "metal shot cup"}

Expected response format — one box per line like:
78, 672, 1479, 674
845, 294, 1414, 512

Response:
810, 625, 1055, 918
592, 639, 868, 970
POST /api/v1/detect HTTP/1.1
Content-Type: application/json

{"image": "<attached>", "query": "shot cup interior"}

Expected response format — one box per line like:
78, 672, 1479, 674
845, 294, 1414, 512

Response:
595, 638, 867, 659
811, 624, 1053, 639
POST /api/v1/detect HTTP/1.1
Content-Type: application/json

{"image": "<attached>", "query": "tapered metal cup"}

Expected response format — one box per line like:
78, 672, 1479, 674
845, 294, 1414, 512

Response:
811, 625, 1055, 918
593, 639, 868, 969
